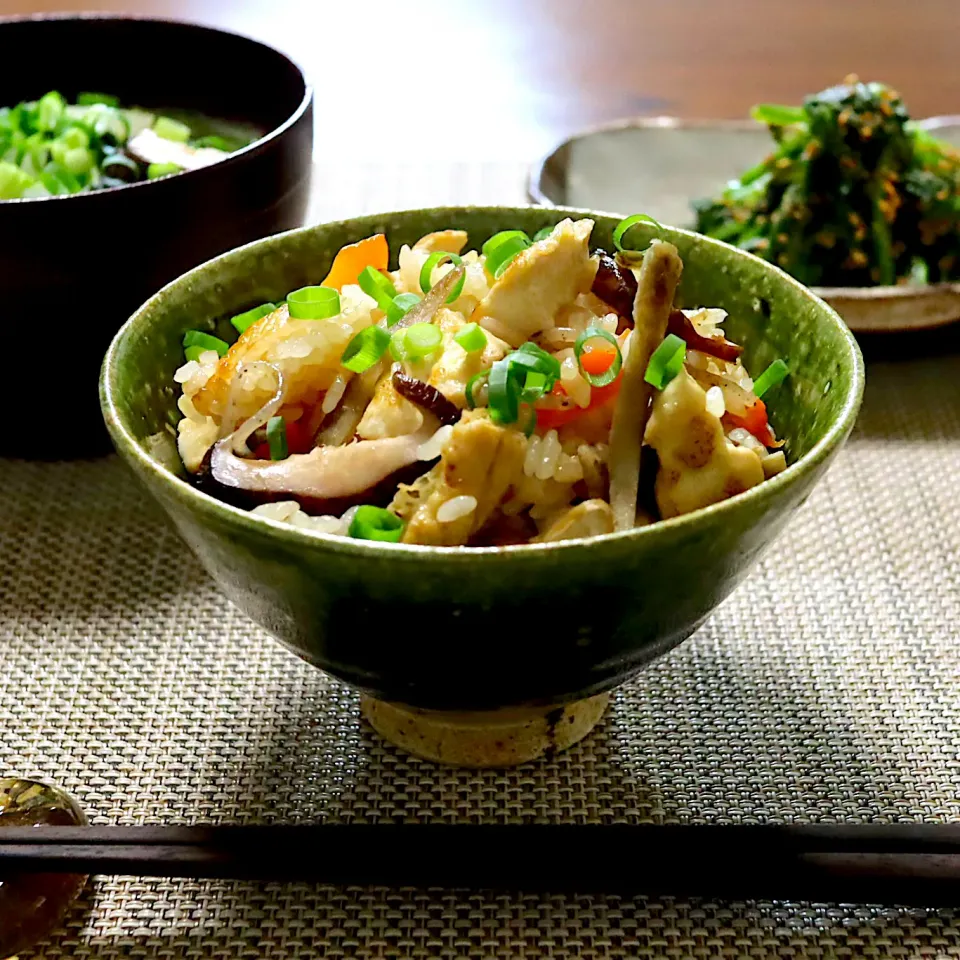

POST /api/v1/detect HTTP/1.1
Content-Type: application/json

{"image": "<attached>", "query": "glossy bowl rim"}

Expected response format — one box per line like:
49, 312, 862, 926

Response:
0, 11, 313, 206
101, 203, 865, 563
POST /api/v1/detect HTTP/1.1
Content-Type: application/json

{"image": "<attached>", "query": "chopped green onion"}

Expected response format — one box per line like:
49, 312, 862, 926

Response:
184, 346, 207, 362
193, 134, 240, 152
341, 325, 391, 373
509, 341, 561, 381
60, 126, 89, 150
147, 161, 181, 179
266, 416, 288, 460
402, 322, 443, 359
389, 328, 407, 362
613, 213, 664, 253
520, 370, 549, 403
419, 251, 465, 302
644, 333, 686, 389
482, 230, 529, 258
484, 232, 531, 279
78, 92, 120, 107
753, 358, 789, 398
0, 161, 35, 199
487, 357, 520, 425
358, 265, 398, 312
287, 286, 340, 320
385, 292, 421, 327
153, 115, 191, 143
454, 322, 486, 352
465, 371, 489, 409
183, 330, 230, 358
36, 91, 65, 132
62, 146, 94, 175
532, 226, 554, 242
348, 505, 405, 543
101, 152, 140, 181
574, 326, 623, 387
231, 303, 277, 335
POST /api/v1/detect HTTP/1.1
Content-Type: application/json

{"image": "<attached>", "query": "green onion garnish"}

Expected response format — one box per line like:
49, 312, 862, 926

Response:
753, 358, 789, 398
613, 213, 664, 253
521, 370, 549, 403
183, 330, 230, 358
482, 230, 529, 258
389, 328, 407, 362
419, 251, 465, 303
153, 115, 191, 143
402, 322, 443, 359
385, 293, 421, 327
287, 286, 340, 320
532, 226, 554, 242
348, 505, 405, 543
465, 371, 488, 409
78, 92, 120, 107
183, 346, 206, 362
454, 322, 486, 353
484, 231, 531, 279
36, 91, 65, 133
193, 134, 240, 152
230, 303, 277, 335
358, 265, 398, 312
487, 357, 520, 425
644, 333, 687, 389
266, 416, 289, 460
509, 341, 562, 381
147, 162, 181, 179
574, 326, 623, 387
341, 325, 391, 373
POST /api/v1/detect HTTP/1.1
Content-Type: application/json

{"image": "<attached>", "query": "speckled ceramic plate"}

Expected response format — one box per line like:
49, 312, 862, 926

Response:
529, 115, 960, 333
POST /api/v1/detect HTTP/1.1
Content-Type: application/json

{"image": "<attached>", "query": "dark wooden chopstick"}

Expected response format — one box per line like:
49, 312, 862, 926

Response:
2, 824, 959, 904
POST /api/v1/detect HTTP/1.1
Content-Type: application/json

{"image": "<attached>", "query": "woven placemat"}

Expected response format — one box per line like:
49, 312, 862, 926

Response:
3, 163, 960, 958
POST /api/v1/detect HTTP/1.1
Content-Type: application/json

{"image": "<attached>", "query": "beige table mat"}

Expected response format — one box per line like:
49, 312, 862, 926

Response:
3, 162, 960, 959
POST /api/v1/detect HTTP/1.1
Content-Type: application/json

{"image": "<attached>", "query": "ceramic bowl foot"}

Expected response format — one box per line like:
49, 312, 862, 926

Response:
361, 692, 610, 766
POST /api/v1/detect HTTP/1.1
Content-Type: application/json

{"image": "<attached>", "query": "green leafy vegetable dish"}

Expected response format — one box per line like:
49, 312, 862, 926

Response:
694, 75, 960, 287
0, 90, 259, 199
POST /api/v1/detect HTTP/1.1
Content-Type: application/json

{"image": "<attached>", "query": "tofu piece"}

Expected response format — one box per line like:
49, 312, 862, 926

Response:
533, 500, 615, 543
644, 368, 764, 519
356, 368, 424, 440
391, 410, 526, 546
471, 218, 597, 347
428, 308, 508, 408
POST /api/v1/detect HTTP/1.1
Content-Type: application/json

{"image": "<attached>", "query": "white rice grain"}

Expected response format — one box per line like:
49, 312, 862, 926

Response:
174, 360, 200, 384
727, 427, 766, 453
340, 505, 360, 531
322, 373, 350, 413
252, 501, 301, 523
554, 453, 584, 484
599, 313, 619, 334
417, 424, 454, 461
705, 385, 726, 418
523, 434, 541, 477
292, 513, 344, 535
436, 495, 478, 523
535, 429, 561, 481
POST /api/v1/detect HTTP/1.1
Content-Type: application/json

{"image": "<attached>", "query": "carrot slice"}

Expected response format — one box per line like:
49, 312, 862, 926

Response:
320, 234, 389, 290
579, 344, 618, 376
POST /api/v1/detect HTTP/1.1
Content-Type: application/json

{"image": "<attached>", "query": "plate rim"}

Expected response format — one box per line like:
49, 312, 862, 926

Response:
527, 114, 960, 332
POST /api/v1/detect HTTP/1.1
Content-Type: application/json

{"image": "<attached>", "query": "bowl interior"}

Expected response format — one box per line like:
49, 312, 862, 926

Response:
103, 206, 862, 709
0, 15, 304, 141
109, 207, 858, 476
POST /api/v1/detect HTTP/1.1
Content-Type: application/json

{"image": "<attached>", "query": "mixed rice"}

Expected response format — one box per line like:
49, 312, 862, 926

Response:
174, 218, 788, 546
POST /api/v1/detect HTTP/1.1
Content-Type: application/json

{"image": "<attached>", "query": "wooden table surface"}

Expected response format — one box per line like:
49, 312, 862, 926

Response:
4, 0, 960, 161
